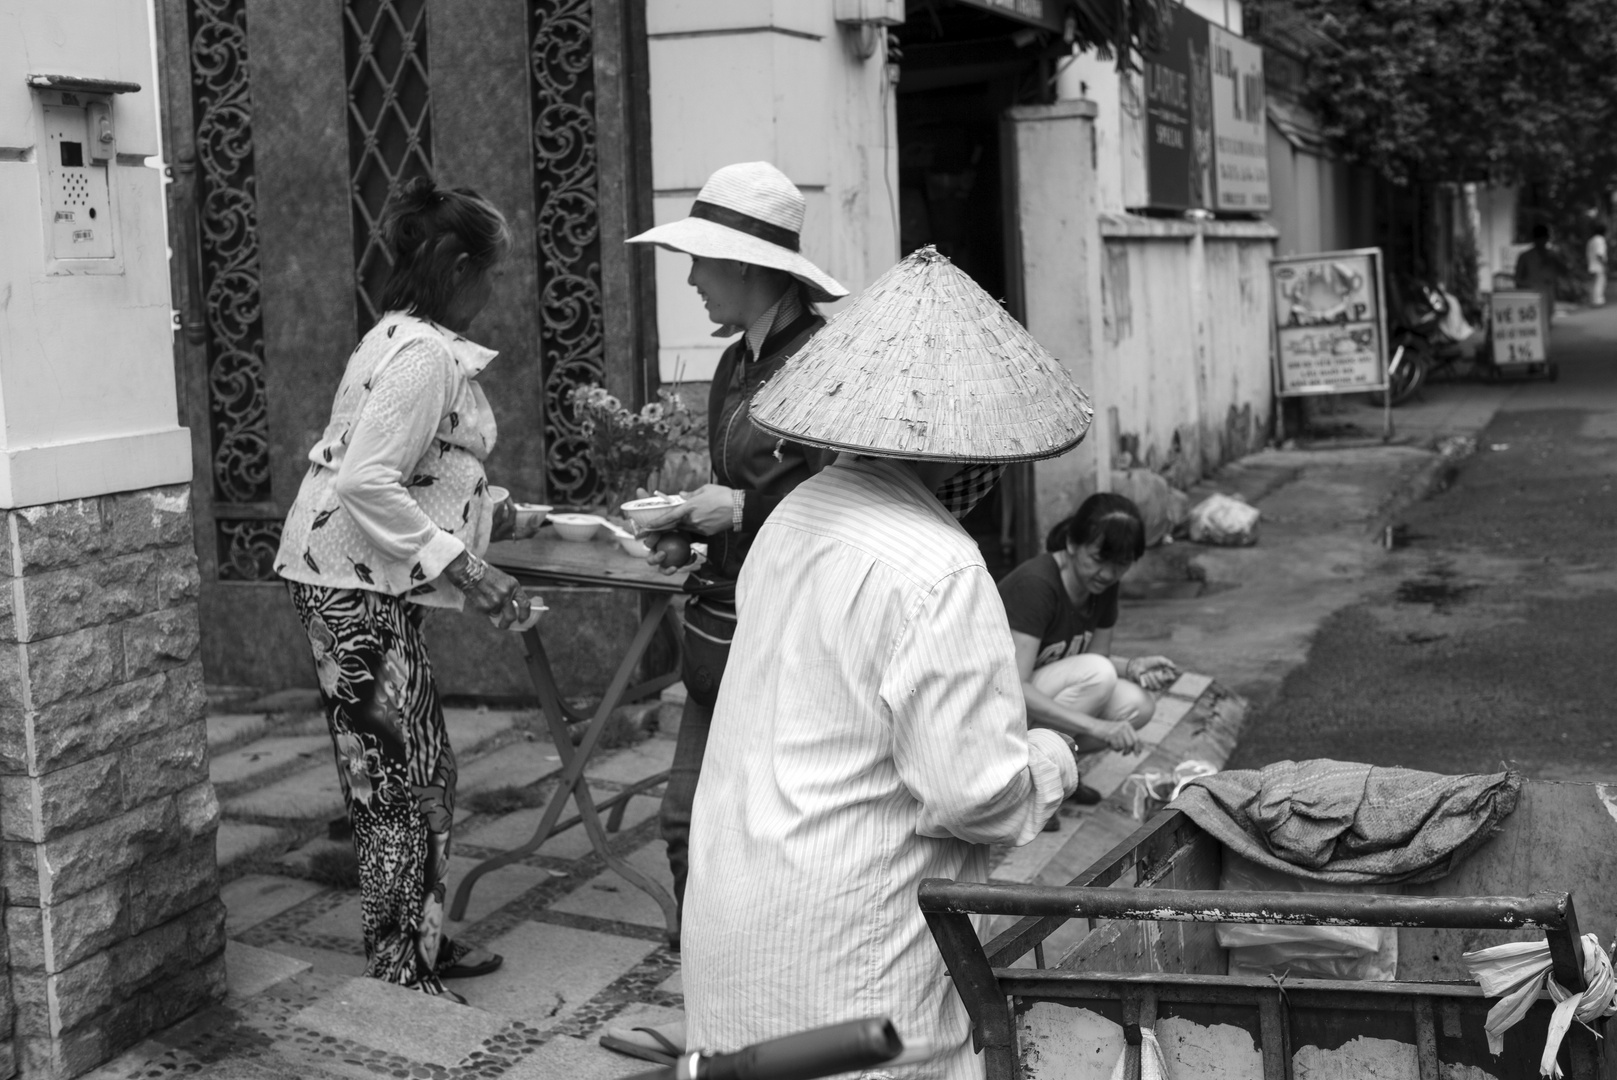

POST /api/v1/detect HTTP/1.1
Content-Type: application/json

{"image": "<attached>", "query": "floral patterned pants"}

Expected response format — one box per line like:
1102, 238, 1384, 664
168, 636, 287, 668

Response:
288, 582, 459, 996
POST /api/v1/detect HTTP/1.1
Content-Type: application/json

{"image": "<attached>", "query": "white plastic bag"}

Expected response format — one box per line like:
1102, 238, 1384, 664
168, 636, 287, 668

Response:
1186, 493, 1260, 546
1217, 851, 1398, 981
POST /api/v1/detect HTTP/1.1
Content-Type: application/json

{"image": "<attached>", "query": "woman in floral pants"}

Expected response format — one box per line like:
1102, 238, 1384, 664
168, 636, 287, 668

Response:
275, 178, 533, 1001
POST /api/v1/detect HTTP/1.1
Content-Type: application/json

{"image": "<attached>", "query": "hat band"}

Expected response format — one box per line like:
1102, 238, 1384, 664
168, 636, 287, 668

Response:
689, 200, 800, 253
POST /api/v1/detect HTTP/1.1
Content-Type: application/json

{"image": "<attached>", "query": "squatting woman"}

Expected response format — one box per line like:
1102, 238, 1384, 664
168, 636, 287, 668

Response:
996, 493, 1180, 802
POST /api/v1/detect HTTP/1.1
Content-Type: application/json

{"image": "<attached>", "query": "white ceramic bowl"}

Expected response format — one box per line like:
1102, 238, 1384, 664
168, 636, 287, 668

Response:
511, 502, 552, 540
547, 513, 602, 542
620, 494, 688, 532
616, 534, 651, 558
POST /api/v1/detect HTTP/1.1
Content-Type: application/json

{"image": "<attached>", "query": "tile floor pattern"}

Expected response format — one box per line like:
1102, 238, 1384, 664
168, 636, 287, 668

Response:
85, 676, 1224, 1080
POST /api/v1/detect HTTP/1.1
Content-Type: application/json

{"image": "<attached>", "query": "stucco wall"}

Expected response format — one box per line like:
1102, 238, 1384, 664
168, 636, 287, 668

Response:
0, 0, 191, 509
645, 0, 899, 381
1099, 217, 1274, 489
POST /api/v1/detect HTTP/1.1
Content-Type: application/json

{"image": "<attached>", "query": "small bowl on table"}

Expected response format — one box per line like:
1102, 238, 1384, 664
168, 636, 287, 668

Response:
547, 513, 603, 542
511, 503, 552, 540
620, 495, 688, 533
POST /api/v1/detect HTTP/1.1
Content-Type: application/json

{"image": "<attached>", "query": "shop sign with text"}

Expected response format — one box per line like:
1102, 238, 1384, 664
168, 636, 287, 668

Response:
1271, 249, 1387, 396
1142, 7, 1269, 213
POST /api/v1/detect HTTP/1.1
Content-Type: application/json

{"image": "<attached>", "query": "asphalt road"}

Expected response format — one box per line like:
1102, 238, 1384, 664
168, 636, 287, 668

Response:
1230, 303, 1617, 779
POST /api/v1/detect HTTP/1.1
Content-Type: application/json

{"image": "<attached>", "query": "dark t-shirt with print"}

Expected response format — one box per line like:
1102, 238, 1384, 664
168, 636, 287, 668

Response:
996, 552, 1119, 669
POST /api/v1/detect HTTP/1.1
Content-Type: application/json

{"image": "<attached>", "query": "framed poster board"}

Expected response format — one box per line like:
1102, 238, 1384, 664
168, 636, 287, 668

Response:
1271, 248, 1388, 396
1489, 290, 1548, 365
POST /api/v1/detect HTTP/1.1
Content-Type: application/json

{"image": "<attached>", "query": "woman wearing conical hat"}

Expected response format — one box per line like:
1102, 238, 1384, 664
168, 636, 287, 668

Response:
600, 160, 848, 1066
679, 248, 1093, 1079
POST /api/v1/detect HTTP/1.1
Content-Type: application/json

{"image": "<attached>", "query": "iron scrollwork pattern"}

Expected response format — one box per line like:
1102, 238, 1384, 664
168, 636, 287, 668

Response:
530, 0, 606, 506
216, 520, 284, 582
186, 0, 280, 580
343, 0, 433, 335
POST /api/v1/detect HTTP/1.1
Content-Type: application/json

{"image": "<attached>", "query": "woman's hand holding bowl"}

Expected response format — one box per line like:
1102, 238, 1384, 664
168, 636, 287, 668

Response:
674, 483, 738, 536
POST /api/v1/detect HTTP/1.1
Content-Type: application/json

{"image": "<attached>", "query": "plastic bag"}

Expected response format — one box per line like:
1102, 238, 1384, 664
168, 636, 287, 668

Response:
1122, 760, 1219, 820
1186, 493, 1260, 546
1217, 851, 1398, 981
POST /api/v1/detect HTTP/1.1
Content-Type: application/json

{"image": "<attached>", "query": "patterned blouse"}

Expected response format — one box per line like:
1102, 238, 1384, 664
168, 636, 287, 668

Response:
275, 313, 499, 611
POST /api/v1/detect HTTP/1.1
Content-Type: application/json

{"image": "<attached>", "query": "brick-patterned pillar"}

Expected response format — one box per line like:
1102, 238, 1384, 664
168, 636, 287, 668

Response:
0, 488, 223, 1078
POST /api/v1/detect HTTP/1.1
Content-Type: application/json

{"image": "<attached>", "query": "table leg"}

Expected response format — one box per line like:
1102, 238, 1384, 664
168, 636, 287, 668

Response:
449, 594, 680, 941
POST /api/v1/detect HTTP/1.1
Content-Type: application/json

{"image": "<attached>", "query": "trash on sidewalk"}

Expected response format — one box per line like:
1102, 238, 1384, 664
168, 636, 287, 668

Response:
1186, 493, 1260, 546
1110, 468, 1190, 547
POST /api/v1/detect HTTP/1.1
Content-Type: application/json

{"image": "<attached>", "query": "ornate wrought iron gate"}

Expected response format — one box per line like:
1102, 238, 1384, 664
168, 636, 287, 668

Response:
155, 0, 655, 690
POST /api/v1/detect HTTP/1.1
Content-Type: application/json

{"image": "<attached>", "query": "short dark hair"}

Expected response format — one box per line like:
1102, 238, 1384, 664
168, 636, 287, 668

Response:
1531, 223, 1552, 244
378, 177, 511, 323
1045, 492, 1147, 562
1594, 223, 1608, 237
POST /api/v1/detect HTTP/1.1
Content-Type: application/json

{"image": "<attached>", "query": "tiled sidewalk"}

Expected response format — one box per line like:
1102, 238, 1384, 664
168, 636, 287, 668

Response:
84, 675, 1241, 1080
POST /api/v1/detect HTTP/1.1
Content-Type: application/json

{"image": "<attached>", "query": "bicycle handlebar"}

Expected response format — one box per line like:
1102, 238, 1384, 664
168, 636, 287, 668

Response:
624, 1016, 903, 1080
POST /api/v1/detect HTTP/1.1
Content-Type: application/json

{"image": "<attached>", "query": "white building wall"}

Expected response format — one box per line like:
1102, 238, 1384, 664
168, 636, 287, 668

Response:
645, 0, 899, 382
0, 0, 191, 507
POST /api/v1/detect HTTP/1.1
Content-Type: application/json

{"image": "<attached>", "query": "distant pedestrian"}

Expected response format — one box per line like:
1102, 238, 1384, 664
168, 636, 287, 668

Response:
1587, 223, 1608, 306
1514, 224, 1565, 317
997, 493, 1178, 806
275, 177, 528, 1001
680, 247, 1091, 1080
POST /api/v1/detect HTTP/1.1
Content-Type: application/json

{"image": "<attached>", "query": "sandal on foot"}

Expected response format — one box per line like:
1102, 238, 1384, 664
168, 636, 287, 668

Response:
599, 1018, 685, 1065
437, 939, 504, 979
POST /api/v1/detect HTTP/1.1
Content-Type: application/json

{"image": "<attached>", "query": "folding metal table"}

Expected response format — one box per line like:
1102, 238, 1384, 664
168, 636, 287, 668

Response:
447, 532, 683, 939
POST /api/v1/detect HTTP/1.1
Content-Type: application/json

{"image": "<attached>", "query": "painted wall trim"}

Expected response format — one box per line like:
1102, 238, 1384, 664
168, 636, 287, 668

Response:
648, 25, 823, 42
0, 426, 193, 508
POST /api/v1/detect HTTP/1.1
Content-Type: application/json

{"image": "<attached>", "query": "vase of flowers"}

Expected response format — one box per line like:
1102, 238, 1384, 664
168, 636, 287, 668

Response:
569, 383, 700, 513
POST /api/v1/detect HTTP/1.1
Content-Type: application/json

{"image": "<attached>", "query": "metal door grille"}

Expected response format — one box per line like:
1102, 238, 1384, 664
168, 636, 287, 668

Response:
531, 0, 606, 506
185, 0, 278, 580
344, 0, 433, 334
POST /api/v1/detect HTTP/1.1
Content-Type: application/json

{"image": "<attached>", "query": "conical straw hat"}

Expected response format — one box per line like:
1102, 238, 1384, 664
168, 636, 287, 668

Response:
749, 246, 1092, 462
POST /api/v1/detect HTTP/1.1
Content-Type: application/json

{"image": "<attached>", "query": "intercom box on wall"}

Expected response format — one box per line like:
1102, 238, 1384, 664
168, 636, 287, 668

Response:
26, 75, 140, 274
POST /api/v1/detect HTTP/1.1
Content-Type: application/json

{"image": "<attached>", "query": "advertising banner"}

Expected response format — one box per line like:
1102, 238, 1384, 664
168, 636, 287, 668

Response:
1141, 8, 1269, 213
1271, 248, 1387, 396
1489, 291, 1548, 365
1208, 24, 1270, 212
1144, 7, 1212, 212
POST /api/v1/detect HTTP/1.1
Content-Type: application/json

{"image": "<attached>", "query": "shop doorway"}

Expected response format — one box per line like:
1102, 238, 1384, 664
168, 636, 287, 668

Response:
897, 2, 1070, 576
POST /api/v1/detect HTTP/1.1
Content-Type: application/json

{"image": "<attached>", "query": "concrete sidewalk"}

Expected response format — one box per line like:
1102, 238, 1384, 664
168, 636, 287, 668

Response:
80, 376, 1520, 1080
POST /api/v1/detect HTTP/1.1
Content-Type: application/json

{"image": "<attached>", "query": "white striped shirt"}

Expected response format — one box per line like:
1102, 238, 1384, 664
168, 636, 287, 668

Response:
683, 456, 1077, 1079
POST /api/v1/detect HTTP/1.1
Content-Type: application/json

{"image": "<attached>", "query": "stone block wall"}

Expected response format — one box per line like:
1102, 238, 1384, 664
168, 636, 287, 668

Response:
0, 486, 224, 1078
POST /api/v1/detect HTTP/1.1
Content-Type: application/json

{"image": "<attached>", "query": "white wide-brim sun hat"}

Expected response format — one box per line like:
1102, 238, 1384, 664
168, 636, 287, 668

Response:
749, 246, 1093, 463
626, 161, 848, 303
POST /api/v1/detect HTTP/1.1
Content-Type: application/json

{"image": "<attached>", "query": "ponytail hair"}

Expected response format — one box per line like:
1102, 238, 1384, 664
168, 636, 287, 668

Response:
377, 176, 512, 324
1044, 492, 1147, 562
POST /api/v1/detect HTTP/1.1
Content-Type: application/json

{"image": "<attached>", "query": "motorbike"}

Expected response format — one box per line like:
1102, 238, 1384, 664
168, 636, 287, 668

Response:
1369, 277, 1470, 407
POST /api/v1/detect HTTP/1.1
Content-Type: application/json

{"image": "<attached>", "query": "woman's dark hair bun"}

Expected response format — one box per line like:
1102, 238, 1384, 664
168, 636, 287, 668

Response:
380, 176, 441, 257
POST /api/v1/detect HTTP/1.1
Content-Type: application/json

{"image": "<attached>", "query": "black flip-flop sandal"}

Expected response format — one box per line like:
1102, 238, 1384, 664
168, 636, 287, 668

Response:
437, 938, 504, 979
598, 1025, 682, 1066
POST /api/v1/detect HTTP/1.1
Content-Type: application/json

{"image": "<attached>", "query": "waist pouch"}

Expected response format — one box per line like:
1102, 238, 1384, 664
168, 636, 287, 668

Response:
680, 596, 735, 709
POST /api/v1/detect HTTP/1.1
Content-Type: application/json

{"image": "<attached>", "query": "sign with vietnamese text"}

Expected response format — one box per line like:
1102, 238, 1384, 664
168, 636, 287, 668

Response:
1271, 249, 1387, 396
1144, 7, 1211, 211
1208, 24, 1269, 212
1141, 8, 1269, 213
1489, 291, 1547, 365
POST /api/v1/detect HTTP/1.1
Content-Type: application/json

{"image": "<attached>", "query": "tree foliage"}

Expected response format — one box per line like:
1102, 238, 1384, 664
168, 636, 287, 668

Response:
1255, 0, 1617, 204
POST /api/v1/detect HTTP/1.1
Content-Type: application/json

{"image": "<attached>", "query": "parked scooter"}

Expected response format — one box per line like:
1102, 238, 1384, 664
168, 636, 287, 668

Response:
1370, 277, 1472, 407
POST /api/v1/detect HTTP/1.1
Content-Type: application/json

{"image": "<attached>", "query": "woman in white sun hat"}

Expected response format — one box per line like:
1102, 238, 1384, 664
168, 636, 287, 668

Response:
600, 162, 847, 1065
